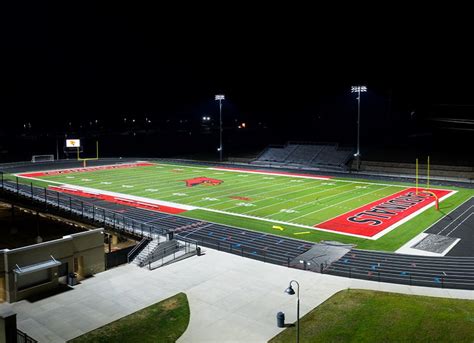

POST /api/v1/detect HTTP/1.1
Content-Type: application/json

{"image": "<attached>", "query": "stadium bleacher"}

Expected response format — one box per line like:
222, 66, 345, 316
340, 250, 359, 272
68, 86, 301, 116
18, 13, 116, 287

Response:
253, 142, 354, 170
325, 249, 474, 290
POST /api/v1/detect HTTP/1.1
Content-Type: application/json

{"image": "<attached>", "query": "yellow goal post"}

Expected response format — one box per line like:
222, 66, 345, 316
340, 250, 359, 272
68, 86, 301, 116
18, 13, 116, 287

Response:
77, 141, 99, 167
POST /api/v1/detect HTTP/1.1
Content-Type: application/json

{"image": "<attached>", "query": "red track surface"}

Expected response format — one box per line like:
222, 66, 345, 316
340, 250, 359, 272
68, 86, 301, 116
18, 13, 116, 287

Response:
214, 167, 332, 180
316, 188, 453, 238
49, 186, 187, 215
19, 162, 155, 178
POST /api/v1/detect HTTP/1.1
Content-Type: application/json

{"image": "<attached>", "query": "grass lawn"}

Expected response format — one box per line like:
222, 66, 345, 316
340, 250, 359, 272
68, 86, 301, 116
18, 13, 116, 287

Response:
69, 293, 189, 343
270, 289, 474, 343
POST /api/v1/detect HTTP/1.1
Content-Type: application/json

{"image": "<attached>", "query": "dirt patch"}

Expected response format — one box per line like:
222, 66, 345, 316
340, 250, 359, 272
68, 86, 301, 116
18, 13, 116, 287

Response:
162, 298, 179, 311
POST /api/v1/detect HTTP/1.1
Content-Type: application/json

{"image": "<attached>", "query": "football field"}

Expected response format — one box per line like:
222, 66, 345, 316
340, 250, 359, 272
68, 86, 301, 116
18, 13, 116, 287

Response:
15, 161, 472, 249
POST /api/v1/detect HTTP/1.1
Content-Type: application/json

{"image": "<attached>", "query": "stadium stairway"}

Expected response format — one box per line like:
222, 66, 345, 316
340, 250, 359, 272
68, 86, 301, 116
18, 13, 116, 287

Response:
325, 249, 474, 290
132, 238, 160, 266
133, 239, 180, 267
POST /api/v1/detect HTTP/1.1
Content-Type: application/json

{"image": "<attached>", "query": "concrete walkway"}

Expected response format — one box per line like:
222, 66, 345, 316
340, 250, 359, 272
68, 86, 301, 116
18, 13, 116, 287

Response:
2, 248, 473, 342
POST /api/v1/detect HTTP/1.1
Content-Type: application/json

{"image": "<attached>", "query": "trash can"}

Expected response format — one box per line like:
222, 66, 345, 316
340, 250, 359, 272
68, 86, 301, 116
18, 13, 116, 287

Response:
68, 272, 77, 286
277, 311, 285, 328
196, 246, 201, 256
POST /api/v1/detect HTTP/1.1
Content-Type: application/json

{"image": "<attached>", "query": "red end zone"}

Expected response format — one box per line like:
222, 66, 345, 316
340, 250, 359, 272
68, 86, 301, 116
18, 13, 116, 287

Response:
49, 186, 187, 215
315, 188, 454, 239
18, 162, 155, 178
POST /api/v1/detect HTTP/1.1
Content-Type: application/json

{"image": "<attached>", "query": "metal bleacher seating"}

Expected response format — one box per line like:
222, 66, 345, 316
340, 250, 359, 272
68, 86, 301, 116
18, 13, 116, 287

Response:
253, 143, 354, 170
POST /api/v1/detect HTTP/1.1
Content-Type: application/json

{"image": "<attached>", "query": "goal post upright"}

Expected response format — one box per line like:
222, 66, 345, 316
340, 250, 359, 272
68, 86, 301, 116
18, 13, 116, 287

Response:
415, 158, 419, 195
427, 155, 430, 191
77, 140, 99, 167
424, 190, 439, 211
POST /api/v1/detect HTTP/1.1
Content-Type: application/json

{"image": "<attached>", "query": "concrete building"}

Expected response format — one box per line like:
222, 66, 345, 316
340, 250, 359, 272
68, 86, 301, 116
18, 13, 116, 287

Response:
0, 229, 105, 303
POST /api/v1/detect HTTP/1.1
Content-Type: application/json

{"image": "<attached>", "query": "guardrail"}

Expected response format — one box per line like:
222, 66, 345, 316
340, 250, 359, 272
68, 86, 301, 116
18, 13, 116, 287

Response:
17, 329, 37, 343
146, 240, 198, 270
0, 173, 196, 248
325, 265, 474, 290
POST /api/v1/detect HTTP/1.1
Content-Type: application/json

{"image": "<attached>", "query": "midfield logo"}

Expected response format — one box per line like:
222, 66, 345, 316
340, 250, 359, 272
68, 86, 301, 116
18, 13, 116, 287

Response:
184, 177, 223, 187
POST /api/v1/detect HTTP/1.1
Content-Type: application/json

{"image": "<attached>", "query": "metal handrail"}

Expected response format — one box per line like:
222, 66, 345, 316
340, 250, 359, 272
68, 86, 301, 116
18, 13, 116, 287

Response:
17, 329, 37, 343
127, 237, 151, 263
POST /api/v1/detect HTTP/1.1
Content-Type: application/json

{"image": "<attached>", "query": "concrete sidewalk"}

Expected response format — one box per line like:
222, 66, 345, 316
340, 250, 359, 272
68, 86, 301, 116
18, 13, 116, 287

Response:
2, 248, 473, 342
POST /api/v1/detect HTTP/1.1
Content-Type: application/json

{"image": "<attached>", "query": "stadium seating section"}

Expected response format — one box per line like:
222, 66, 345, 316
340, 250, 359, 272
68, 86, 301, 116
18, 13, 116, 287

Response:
253, 143, 354, 170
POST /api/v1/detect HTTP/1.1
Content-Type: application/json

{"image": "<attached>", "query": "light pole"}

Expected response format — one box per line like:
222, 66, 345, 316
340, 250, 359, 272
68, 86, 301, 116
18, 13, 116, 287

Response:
351, 85, 367, 159
351, 85, 367, 171
285, 280, 300, 343
215, 94, 225, 162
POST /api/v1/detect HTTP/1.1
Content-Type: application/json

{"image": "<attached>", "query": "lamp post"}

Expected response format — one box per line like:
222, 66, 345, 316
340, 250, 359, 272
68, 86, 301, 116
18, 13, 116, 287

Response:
285, 280, 300, 343
215, 94, 225, 162
351, 85, 367, 159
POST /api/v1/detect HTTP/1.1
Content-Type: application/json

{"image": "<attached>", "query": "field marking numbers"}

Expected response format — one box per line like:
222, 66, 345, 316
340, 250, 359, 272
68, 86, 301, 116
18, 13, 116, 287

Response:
236, 202, 256, 207
280, 209, 298, 213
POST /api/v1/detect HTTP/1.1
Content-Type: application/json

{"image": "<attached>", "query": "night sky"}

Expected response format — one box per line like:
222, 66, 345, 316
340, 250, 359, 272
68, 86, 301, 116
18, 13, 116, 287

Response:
2, 3, 473, 160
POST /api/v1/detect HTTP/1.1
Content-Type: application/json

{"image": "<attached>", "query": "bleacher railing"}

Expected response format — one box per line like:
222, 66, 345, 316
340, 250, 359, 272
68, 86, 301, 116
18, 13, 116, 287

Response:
146, 240, 198, 270
325, 265, 474, 290
127, 237, 151, 263
17, 329, 37, 343
0, 172, 196, 248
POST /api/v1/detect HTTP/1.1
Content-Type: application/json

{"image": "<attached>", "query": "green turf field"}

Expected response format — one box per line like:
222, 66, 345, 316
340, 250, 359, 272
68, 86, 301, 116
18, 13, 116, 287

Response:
15, 161, 474, 250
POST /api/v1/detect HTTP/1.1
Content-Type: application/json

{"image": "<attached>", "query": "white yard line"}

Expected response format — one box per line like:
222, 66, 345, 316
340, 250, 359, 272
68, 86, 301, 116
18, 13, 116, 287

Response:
158, 173, 294, 203
239, 182, 355, 215
191, 178, 325, 207
208, 167, 332, 180
221, 180, 346, 213
287, 186, 392, 222
195, 207, 373, 239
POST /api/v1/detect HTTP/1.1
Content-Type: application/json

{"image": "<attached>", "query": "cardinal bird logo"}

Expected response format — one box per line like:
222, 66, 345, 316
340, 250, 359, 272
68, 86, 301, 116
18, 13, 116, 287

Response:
184, 177, 223, 187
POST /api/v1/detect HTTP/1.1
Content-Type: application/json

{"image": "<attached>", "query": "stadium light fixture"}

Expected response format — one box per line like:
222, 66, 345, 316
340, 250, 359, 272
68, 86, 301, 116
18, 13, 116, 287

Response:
285, 280, 300, 343
351, 85, 367, 158
215, 94, 225, 161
